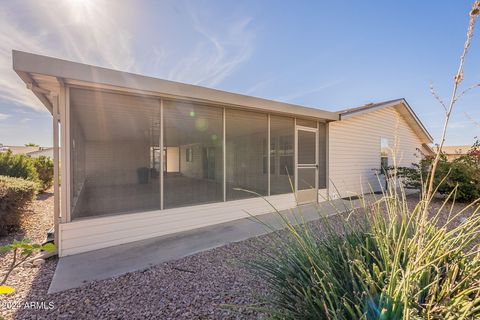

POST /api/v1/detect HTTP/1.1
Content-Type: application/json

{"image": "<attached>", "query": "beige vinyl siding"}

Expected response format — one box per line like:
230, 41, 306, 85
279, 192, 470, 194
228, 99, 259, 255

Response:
59, 193, 297, 256
329, 107, 426, 198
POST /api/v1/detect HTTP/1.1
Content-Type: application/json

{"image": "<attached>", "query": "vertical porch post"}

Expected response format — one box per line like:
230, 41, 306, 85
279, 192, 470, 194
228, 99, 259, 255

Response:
52, 94, 60, 253
58, 83, 71, 223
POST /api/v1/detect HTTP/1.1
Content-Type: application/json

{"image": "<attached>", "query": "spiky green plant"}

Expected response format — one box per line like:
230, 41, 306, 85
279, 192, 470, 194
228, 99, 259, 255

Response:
249, 180, 480, 319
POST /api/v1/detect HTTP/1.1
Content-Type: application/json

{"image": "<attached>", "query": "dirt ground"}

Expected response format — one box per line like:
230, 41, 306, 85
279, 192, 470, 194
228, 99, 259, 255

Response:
0, 191, 477, 320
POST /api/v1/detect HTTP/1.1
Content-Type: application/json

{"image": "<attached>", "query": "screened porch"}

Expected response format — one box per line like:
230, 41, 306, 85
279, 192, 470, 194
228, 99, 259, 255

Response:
69, 87, 327, 220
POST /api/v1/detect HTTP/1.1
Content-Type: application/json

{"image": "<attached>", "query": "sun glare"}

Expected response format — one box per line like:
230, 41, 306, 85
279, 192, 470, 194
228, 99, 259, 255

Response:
67, 0, 95, 23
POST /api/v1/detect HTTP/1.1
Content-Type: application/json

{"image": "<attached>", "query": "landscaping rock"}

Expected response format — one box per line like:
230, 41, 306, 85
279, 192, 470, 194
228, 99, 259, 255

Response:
33, 259, 45, 267
0, 192, 478, 319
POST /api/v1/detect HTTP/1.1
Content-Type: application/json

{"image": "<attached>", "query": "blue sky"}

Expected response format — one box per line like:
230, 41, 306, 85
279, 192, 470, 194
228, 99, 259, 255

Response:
0, 0, 478, 147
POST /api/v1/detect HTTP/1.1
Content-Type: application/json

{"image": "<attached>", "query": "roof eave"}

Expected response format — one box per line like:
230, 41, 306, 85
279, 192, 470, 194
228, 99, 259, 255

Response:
13, 50, 339, 121
339, 98, 433, 144
13, 69, 53, 114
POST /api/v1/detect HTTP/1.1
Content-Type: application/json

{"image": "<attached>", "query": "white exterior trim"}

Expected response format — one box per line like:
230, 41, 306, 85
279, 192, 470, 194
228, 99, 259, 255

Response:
223, 107, 226, 202
59, 84, 68, 223
52, 95, 60, 253
267, 114, 271, 196
160, 99, 164, 210
295, 125, 318, 204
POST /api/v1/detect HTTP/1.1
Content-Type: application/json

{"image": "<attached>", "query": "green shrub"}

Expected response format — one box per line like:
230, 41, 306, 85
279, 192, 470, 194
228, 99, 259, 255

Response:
0, 175, 37, 235
0, 151, 39, 185
395, 141, 480, 202
250, 185, 480, 319
32, 156, 54, 191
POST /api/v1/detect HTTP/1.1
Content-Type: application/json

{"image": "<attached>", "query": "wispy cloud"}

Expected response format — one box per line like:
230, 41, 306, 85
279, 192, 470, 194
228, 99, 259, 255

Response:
0, 113, 11, 121
449, 121, 470, 129
277, 80, 343, 103
166, 6, 254, 87
0, 0, 256, 112
0, 1, 137, 111
245, 79, 273, 96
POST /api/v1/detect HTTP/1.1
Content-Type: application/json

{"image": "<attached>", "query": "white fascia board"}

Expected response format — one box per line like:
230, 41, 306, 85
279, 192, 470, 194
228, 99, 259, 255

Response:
340, 99, 433, 144
13, 50, 339, 121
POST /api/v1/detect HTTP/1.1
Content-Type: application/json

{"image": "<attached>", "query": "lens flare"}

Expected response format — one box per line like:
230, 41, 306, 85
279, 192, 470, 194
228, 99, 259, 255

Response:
195, 118, 208, 131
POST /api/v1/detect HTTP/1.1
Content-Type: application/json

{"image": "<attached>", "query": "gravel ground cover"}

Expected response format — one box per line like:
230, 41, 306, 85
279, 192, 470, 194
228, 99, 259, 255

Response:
0, 189, 54, 247
0, 192, 477, 320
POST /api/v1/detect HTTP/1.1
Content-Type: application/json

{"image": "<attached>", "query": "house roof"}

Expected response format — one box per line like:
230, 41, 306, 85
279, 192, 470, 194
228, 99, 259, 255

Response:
0, 145, 42, 155
337, 98, 434, 144
26, 147, 53, 157
440, 145, 472, 155
12, 50, 339, 121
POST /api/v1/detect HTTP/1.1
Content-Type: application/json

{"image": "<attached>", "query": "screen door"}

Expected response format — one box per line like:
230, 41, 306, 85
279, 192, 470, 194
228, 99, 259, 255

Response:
296, 126, 318, 204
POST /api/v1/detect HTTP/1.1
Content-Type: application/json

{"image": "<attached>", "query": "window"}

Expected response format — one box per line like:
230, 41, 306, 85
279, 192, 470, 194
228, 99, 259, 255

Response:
380, 137, 389, 174
185, 147, 193, 162
226, 109, 268, 200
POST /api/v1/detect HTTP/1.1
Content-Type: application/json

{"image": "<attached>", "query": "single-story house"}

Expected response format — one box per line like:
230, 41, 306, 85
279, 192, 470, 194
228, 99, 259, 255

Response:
440, 145, 474, 161
12, 50, 433, 257
0, 144, 52, 158
0, 145, 43, 155
27, 147, 54, 159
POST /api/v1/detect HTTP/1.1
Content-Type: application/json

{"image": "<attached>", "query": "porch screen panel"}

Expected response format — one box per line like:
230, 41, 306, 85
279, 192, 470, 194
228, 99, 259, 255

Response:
270, 115, 294, 195
226, 109, 268, 200
163, 101, 223, 209
69, 88, 161, 219
318, 122, 327, 189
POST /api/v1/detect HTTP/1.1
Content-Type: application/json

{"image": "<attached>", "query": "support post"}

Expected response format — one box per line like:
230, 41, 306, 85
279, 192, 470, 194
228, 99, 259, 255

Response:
52, 94, 60, 254
160, 99, 164, 210
59, 84, 69, 223
267, 114, 271, 196
223, 107, 226, 202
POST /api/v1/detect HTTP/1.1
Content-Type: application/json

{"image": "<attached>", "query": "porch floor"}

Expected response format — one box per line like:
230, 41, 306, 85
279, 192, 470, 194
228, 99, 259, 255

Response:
49, 197, 361, 293
73, 175, 264, 220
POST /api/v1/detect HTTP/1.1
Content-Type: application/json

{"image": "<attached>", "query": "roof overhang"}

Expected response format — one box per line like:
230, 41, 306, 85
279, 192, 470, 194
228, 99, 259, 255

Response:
339, 98, 434, 144
12, 50, 339, 121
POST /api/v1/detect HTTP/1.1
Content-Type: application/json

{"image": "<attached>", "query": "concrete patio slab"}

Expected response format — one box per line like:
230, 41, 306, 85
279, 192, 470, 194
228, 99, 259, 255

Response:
49, 198, 360, 293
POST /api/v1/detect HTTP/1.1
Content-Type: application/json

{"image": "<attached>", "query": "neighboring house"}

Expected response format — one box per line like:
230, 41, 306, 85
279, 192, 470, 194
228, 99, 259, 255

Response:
0, 145, 42, 155
27, 147, 54, 158
12, 51, 433, 257
0, 144, 52, 157
440, 145, 473, 161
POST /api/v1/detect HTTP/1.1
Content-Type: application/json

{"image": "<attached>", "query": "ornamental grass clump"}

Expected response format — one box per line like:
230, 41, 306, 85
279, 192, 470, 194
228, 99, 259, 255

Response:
249, 2, 480, 319
250, 185, 480, 319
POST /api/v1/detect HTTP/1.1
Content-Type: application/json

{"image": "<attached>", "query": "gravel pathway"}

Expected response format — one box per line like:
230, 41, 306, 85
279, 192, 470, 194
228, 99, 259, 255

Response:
0, 192, 477, 320
2, 240, 270, 320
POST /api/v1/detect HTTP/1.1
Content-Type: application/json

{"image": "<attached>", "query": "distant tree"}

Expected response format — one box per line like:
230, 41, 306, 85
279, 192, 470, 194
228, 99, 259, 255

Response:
24, 143, 39, 147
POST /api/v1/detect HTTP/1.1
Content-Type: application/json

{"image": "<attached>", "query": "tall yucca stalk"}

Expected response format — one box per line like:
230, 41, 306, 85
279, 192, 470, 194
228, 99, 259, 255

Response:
248, 2, 480, 319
